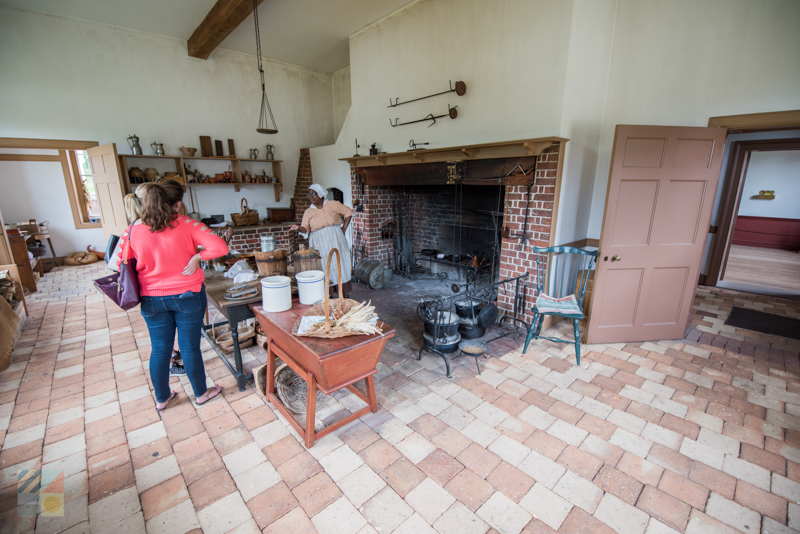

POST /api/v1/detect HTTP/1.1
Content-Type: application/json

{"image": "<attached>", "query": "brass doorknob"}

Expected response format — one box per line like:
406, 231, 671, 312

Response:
612, 255, 621, 262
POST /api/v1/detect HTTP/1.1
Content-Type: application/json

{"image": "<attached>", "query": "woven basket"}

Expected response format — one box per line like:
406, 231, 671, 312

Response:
230, 198, 259, 226
211, 314, 256, 353
291, 248, 363, 339
275, 363, 328, 414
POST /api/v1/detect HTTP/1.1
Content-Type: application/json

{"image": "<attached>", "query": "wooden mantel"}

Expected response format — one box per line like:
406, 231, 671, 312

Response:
340, 137, 569, 168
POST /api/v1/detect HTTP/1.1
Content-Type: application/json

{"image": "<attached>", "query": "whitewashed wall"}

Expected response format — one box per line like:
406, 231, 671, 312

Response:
737, 151, 800, 219
0, 6, 335, 250
0, 160, 105, 255
310, 0, 800, 247
332, 66, 352, 139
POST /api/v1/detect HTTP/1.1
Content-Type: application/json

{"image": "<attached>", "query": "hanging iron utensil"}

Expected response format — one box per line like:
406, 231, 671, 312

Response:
388, 80, 466, 108
408, 139, 429, 151
510, 178, 533, 250
252, 0, 277, 134
390, 105, 458, 128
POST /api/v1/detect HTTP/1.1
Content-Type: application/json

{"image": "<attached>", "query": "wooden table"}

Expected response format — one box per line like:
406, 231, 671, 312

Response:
251, 302, 395, 448
203, 271, 265, 391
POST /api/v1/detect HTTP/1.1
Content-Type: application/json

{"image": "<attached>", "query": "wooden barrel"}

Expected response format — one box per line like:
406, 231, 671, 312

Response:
292, 248, 322, 274
254, 249, 288, 277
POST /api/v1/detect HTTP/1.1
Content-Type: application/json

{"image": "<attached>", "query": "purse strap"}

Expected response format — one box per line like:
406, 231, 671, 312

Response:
121, 221, 136, 264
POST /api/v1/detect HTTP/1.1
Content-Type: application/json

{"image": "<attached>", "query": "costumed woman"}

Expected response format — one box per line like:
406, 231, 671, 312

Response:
289, 183, 353, 297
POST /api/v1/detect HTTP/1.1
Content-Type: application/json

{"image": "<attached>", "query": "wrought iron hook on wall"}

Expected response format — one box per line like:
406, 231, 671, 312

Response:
388, 80, 467, 108
390, 105, 458, 128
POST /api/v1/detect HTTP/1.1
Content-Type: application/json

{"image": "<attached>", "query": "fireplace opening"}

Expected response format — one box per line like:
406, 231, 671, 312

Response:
356, 184, 504, 286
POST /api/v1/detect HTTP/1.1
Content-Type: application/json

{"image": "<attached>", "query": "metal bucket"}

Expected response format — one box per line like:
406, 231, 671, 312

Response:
354, 258, 384, 289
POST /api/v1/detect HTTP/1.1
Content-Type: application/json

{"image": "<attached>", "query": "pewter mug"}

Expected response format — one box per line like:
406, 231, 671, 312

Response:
249, 148, 259, 159
151, 142, 164, 156
128, 134, 142, 155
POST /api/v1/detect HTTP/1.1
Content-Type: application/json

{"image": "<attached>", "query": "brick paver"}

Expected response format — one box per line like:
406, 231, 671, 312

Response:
1, 265, 798, 532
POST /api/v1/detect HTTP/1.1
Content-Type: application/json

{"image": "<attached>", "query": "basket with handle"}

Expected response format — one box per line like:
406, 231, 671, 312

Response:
291, 248, 365, 339
230, 198, 259, 226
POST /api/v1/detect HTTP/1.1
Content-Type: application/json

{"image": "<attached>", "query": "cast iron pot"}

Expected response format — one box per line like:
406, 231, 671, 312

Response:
458, 321, 486, 340
424, 311, 460, 338
455, 298, 481, 319
423, 332, 461, 354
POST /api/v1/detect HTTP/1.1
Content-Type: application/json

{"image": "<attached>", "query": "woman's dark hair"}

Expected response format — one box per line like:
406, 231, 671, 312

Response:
141, 179, 184, 232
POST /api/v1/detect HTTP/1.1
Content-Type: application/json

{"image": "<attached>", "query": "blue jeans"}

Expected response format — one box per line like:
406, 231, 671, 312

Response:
140, 286, 209, 403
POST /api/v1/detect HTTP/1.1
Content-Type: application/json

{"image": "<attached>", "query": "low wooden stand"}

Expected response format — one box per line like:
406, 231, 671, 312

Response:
251, 302, 395, 448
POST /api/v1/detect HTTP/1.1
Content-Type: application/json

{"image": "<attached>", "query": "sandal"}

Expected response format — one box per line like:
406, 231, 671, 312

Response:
156, 391, 177, 411
195, 385, 222, 406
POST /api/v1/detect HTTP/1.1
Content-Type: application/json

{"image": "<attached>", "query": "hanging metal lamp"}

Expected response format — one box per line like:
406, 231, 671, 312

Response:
253, 0, 277, 134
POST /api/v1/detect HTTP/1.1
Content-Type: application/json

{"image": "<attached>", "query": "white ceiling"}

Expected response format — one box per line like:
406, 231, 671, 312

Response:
0, 0, 417, 72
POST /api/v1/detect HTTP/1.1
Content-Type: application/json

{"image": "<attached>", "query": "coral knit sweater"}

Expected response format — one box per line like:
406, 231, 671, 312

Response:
115, 216, 229, 297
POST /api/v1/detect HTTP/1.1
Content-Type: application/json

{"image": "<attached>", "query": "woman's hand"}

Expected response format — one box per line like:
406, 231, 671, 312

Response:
289, 224, 299, 232
182, 254, 202, 276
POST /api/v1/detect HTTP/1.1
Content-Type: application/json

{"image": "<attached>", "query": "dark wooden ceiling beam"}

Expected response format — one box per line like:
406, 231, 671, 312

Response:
188, 0, 264, 60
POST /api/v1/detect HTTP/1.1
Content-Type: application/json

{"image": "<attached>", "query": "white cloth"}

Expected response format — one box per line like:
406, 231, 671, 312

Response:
309, 224, 351, 286
308, 183, 327, 199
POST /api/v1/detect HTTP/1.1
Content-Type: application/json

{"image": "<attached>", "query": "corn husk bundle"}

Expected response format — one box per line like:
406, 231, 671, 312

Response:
302, 300, 382, 336
292, 248, 383, 339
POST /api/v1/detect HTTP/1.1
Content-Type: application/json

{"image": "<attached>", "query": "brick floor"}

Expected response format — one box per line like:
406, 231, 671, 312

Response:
1, 265, 799, 533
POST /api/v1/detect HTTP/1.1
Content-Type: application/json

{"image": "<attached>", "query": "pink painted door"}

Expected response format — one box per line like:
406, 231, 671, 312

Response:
587, 125, 727, 344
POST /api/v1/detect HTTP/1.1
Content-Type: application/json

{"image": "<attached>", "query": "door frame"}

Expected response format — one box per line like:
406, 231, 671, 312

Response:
702, 110, 800, 286
705, 138, 800, 285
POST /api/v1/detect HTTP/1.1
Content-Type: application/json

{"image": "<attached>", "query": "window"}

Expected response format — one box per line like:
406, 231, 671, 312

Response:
74, 151, 101, 221
67, 150, 102, 228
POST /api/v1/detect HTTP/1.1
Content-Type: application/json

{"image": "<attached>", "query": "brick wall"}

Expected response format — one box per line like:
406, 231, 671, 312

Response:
496, 145, 558, 320
292, 148, 313, 217
227, 224, 295, 254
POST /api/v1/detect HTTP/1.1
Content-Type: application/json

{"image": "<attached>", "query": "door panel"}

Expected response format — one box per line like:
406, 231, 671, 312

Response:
674, 139, 714, 168
660, 181, 705, 245
587, 125, 727, 343
623, 138, 666, 167
87, 144, 127, 243
643, 267, 688, 325
596, 268, 643, 327
610, 181, 659, 246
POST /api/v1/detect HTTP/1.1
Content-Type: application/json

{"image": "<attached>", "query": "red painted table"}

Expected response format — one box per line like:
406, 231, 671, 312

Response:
250, 301, 395, 448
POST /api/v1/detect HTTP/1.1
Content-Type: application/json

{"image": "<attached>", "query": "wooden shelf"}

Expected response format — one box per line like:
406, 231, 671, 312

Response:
340, 136, 568, 168
119, 155, 283, 201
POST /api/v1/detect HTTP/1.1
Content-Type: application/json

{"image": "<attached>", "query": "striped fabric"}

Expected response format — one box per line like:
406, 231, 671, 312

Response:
309, 224, 351, 285
534, 293, 583, 315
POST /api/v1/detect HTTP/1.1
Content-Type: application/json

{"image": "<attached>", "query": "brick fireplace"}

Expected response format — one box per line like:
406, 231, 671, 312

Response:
340, 139, 563, 323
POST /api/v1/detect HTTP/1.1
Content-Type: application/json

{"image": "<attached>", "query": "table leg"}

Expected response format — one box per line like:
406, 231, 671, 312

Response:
230, 326, 246, 392
266, 340, 275, 397
305, 372, 317, 448
46, 237, 58, 266
366, 375, 378, 413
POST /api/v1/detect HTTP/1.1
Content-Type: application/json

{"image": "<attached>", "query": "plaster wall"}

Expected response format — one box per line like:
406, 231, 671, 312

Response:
332, 67, 352, 139
0, 6, 335, 249
737, 150, 800, 219
310, 0, 800, 251
0, 161, 105, 254
587, 0, 800, 236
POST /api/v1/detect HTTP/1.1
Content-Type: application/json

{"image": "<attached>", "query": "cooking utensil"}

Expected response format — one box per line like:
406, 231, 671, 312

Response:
477, 303, 499, 328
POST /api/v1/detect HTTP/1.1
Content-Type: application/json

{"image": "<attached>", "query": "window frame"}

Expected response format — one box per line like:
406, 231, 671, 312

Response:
66, 150, 102, 228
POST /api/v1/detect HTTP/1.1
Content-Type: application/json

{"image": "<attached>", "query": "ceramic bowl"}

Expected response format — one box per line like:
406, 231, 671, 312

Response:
179, 147, 197, 157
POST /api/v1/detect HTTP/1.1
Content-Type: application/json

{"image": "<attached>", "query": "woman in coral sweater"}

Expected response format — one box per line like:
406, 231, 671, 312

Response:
116, 180, 229, 410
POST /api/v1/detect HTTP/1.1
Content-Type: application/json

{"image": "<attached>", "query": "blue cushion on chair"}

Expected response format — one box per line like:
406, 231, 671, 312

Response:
534, 294, 584, 316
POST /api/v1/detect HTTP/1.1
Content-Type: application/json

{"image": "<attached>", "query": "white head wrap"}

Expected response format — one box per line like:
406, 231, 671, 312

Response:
308, 183, 327, 200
